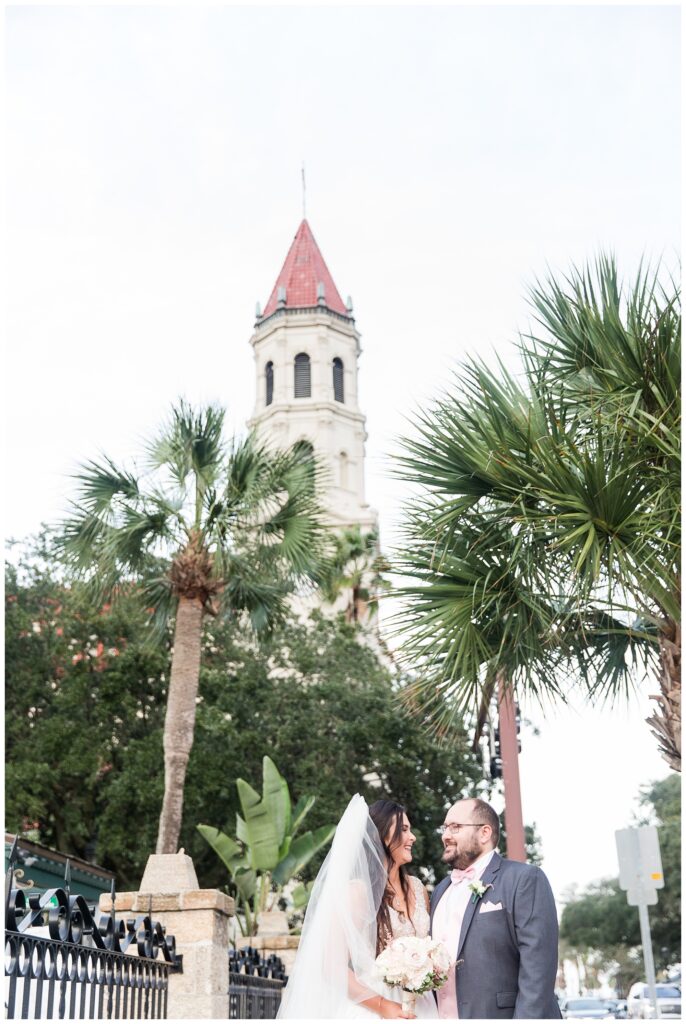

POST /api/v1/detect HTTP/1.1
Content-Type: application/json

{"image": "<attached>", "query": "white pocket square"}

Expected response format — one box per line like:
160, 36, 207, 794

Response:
479, 901, 503, 913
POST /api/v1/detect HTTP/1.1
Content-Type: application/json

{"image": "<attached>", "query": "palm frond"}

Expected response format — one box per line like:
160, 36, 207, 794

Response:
140, 574, 178, 643
564, 609, 658, 704
211, 434, 327, 582
71, 456, 141, 511
218, 550, 290, 632
148, 399, 225, 490
392, 251, 679, 737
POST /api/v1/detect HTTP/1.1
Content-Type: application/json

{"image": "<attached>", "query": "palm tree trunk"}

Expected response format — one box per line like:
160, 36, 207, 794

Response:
498, 674, 526, 862
156, 595, 204, 854
646, 618, 681, 773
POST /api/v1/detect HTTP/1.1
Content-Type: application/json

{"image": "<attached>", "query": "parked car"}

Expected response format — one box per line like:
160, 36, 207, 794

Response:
626, 983, 682, 1019
603, 999, 628, 1019
561, 998, 617, 1019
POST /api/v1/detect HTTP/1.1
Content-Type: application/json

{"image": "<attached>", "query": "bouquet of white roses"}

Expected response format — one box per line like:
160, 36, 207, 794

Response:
373, 935, 453, 1014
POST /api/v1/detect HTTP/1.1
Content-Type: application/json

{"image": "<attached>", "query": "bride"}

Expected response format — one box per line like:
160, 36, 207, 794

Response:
278, 795, 438, 1019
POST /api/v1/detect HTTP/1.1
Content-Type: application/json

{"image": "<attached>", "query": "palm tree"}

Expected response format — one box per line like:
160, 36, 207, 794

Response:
319, 526, 389, 623
60, 401, 326, 852
394, 255, 680, 770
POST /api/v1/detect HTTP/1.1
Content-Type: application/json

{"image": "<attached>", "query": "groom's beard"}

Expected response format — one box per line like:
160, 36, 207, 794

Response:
442, 836, 482, 870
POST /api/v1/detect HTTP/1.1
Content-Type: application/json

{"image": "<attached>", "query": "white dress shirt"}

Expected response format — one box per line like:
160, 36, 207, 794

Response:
432, 848, 496, 1019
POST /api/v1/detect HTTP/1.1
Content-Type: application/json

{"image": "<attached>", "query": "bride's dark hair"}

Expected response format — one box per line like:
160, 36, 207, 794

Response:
368, 799, 412, 955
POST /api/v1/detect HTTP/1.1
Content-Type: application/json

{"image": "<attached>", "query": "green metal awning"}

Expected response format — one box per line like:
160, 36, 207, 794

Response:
5, 834, 115, 904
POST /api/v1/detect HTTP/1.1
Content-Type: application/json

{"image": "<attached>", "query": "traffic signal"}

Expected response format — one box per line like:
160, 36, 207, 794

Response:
515, 702, 522, 753
487, 707, 523, 777
490, 725, 502, 779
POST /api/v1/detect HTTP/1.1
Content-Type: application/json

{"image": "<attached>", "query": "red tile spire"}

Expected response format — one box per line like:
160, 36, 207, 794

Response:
262, 220, 349, 318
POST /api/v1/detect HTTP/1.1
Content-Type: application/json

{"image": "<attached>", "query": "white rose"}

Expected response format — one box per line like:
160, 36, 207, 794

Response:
430, 942, 453, 974
406, 969, 431, 992
376, 945, 407, 984
375, 936, 448, 991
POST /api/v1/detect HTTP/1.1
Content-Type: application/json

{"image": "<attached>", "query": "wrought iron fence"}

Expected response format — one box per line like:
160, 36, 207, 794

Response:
4, 837, 181, 1019
228, 947, 287, 1019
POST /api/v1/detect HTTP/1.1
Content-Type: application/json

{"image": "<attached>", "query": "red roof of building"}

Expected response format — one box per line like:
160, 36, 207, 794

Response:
262, 219, 349, 318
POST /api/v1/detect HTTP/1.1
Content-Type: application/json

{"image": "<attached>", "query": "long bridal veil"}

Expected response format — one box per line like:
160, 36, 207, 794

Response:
277, 794, 387, 1019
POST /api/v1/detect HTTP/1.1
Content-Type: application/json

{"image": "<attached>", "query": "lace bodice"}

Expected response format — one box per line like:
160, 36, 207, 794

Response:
388, 875, 430, 939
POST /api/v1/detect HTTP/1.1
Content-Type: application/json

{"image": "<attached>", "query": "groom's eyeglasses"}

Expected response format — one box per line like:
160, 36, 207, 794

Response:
436, 823, 486, 836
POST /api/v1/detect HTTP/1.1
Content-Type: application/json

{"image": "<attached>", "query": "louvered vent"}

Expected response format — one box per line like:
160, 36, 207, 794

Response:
294, 353, 311, 398
333, 357, 344, 403
265, 361, 274, 406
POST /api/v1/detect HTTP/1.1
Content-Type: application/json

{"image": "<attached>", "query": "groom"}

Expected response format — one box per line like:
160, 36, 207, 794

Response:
430, 798, 561, 1019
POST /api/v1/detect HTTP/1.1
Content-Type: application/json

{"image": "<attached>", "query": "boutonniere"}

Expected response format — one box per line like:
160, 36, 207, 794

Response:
467, 880, 493, 904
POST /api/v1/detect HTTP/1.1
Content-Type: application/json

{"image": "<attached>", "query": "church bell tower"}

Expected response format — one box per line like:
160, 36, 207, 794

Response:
248, 220, 377, 535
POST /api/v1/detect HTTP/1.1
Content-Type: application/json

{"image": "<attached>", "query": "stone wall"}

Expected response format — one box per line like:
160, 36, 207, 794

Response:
100, 853, 234, 1019
249, 933, 301, 974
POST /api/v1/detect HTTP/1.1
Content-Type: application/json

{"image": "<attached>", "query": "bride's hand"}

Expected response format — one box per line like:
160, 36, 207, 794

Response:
378, 996, 416, 1019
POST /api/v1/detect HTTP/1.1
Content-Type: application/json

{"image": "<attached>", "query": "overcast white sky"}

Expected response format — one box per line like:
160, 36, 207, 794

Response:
5, 5, 680, 906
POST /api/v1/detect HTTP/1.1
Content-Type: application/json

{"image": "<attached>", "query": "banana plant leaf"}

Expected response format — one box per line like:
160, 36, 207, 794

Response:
272, 824, 337, 886
234, 867, 257, 936
198, 758, 335, 934
234, 865, 257, 904
277, 834, 292, 862
236, 813, 248, 845
277, 794, 316, 859
291, 881, 314, 911
236, 756, 291, 870
196, 825, 246, 876
290, 794, 316, 836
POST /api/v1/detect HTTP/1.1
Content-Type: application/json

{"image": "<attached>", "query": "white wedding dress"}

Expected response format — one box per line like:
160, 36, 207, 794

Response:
278, 795, 438, 1020
381, 875, 438, 1019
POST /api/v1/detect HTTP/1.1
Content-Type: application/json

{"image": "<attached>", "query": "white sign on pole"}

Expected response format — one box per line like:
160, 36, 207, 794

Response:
626, 886, 658, 907
616, 826, 664, 891
615, 826, 663, 1020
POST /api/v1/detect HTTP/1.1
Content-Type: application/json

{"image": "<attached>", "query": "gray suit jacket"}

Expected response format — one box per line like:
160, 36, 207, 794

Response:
430, 852, 561, 1019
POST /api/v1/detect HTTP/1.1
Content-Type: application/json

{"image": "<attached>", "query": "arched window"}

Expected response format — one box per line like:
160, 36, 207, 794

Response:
265, 361, 274, 406
339, 451, 349, 490
293, 439, 314, 461
292, 439, 315, 493
294, 353, 311, 398
333, 357, 344, 403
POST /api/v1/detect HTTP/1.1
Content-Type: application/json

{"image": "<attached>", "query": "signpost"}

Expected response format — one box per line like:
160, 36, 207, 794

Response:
615, 826, 664, 1019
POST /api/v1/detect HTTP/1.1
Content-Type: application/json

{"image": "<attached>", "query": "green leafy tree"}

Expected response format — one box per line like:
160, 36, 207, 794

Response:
59, 401, 326, 854
635, 775, 681, 964
5, 534, 168, 880
394, 256, 680, 768
6, 538, 483, 888
575, 943, 643, 999
560, 775, 680, 982
560, 880, 640, 952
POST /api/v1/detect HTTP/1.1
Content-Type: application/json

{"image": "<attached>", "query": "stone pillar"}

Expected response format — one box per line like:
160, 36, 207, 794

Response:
100, 852, 234, 1020
249, 933, 301, 974
252, 910, 301, 973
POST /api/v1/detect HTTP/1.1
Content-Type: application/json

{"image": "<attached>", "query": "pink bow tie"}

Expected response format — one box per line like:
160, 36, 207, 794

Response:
451, 867, 476, 885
